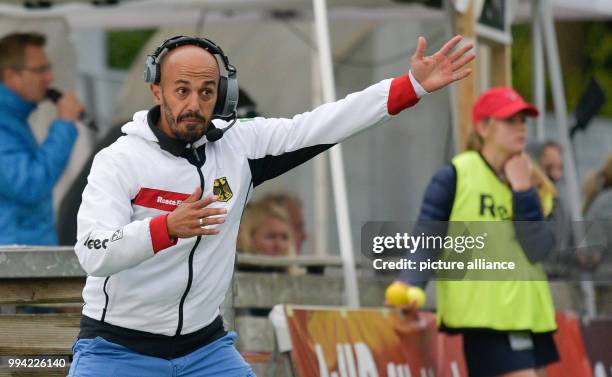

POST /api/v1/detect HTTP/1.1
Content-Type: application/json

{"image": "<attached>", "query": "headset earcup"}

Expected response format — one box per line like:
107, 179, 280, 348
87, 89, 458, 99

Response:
144, 56, 154, 83
214, 76, 228, 117
154, 64, 161, 84
144, 55, 161, 84
223, 75, 239, 117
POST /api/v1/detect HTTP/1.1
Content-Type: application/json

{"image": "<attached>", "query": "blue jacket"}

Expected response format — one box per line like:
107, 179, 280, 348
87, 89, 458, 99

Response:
0, 83, 77, 245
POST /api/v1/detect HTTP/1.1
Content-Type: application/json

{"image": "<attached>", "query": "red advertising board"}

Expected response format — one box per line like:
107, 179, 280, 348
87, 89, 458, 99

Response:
546, 311, 594, 377
285, 307, 593, 377
580, 316, 612, 377
285, 307, 466, 377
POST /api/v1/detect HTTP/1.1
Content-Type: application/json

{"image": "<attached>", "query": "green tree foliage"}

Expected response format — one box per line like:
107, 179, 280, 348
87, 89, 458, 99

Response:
106, 30, 156, 70
512, 21, 612, 117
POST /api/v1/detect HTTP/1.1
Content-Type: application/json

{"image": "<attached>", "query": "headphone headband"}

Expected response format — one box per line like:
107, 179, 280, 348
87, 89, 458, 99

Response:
150, 36, 235, 75
144, 35, 239, 120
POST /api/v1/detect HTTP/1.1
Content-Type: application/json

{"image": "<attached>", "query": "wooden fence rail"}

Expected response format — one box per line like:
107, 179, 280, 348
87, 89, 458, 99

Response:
0, 247, 593, 377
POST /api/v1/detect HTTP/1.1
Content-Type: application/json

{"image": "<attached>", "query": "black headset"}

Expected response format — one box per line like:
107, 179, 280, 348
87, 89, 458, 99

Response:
144, 36, 239, 142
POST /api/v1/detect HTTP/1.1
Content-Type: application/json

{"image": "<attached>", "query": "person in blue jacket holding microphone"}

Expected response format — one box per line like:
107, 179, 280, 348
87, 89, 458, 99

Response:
0, 32, 83, 245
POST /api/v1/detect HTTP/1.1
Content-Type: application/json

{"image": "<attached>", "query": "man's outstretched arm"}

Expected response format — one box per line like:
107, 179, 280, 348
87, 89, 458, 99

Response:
229, 35, 475, 186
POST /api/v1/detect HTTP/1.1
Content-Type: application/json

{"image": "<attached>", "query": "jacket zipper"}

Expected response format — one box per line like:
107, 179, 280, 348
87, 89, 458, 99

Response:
175, 145, 205, 336
100, 276, 110, 322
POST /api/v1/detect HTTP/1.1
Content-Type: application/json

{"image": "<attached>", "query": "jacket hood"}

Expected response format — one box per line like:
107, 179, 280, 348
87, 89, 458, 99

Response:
121, 110, 157, 142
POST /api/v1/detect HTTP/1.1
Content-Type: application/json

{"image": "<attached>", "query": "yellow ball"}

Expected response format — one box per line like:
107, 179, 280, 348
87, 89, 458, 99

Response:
385, 281, 409, 307
406, 286, 426, 309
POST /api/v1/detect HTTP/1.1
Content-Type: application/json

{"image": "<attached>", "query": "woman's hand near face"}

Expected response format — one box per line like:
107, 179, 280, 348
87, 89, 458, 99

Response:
504, 152, 533, 191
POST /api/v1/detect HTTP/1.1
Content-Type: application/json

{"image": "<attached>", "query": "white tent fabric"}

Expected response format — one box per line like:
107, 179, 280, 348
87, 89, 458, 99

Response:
0, 0, 610, 30
0, 1, 443, 30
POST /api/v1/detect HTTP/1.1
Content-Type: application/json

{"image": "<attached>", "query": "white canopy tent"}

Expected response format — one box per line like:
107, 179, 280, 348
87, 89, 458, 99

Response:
1, 0, 611, 29
1, 0, 610, 309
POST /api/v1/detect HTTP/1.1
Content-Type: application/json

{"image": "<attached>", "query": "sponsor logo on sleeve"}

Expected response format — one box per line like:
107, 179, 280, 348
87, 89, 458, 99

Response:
111, 229, 124, 242
84, 236, 109, 250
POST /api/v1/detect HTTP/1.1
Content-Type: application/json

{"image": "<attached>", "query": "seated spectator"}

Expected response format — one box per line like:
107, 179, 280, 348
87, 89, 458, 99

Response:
237, 200, 303, 275
236, 200, 303, 317
533, 141, 564, 183
527, 141, 573, 264
259, 192, 306, 254
238, 201, 294, 257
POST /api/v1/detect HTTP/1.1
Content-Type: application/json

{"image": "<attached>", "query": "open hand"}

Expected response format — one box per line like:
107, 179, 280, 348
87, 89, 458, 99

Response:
166, 187, 226, 238
410, 35, 475, 93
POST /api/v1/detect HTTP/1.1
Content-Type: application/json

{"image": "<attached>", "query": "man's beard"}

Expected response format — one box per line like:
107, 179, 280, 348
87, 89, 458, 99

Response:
162, 96, 208, 143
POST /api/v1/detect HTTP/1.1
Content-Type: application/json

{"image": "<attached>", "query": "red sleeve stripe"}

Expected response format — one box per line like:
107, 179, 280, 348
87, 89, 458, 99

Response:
387, 75, 420, 115
150, 214, 177, 253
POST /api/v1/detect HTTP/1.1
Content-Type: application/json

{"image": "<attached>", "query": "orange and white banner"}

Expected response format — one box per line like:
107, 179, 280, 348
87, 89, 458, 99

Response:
284, 307, 467, 377
284, 307, 593, 377
545, 311, 594, 377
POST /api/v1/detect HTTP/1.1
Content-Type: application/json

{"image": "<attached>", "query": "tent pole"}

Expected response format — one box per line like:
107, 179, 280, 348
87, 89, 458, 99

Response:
539, 0, 596, 319
310, 31, 329, 258
312, 0, 360, 307
444, 0, 460, 155
531, 0, 546, 141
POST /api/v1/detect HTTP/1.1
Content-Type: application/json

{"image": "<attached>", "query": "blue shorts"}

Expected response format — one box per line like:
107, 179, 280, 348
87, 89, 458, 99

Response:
68, 331, 255, 377
462, 330, 559, 377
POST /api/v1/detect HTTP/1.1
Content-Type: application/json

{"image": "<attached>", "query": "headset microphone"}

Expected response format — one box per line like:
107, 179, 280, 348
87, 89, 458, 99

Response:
205, 125, 223, 142
205, 112, 238, 142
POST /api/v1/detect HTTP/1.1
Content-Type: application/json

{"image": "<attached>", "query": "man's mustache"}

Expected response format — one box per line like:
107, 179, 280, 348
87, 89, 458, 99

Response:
177, 111, 206, 124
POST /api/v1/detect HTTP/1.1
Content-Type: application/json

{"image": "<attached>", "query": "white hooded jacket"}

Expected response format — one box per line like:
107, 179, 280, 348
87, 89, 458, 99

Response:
75, 74, 421, 337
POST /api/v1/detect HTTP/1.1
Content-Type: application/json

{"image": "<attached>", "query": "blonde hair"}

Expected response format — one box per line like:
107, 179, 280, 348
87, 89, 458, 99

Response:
466, 126, 557, 199
583, 154, 612, 214
238, 201, 305, 275
237, 201, 296, 257
259, 192, 302, 208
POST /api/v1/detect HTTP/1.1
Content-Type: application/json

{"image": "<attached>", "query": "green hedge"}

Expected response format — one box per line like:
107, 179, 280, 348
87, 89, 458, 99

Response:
106, 30, 156, 70
512, 21, 612, 117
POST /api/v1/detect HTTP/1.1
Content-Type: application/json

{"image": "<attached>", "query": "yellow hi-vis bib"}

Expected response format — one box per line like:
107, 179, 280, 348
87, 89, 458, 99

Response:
436, 151, 556, 333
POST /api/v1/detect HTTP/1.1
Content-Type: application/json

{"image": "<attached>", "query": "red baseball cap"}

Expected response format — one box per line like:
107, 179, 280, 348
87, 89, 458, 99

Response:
472, 87, 539, 126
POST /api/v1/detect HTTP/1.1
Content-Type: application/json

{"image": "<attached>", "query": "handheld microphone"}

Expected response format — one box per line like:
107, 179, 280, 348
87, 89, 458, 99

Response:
205, 112, 238, 142
46, 88, 98, 132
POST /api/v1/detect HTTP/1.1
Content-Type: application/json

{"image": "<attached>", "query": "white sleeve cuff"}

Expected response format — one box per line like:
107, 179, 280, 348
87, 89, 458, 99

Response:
409, 70, 429, 98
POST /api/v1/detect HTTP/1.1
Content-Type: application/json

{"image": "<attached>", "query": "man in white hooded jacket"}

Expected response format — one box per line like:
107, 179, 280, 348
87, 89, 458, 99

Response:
70, 35, 474, 376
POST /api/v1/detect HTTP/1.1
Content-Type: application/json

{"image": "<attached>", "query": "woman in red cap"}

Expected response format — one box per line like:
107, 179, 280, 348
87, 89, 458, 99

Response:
391, 87, 559, 377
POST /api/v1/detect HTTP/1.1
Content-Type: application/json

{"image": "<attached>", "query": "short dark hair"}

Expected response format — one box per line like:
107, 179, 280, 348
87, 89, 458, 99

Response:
0, 32, 46, 81
542, 140, 562, 154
